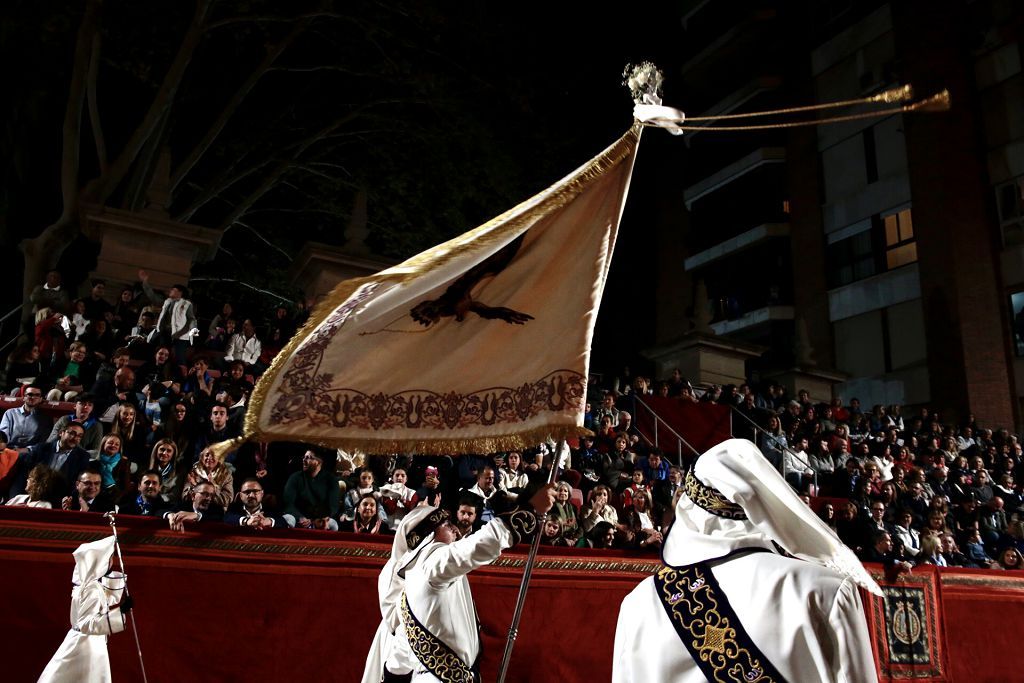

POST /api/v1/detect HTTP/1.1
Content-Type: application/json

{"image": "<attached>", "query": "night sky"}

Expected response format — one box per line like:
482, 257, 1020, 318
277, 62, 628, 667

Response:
1, 1, 690, 368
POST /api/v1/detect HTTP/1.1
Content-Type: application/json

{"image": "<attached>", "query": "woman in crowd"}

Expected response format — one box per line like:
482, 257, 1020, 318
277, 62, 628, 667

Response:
581, 484, 619, 532
548, 481, 581, 543
601, 435, 632, 491
995, 545, 1023, 571
77, 320, 115, 362
925, 511, 950, 536
816, 502, 838, 532
498, 451, 529, 499
109, 402, 150, 470
829, 423, 852, 455
917, 533, 944, 566
585, 520, 618, 549
183, 447, 234, 509
207, 303, 235, 344
96, 434, 131, 499
623, 490, 663, 551
342, 469, 384, 522
5, 464, 56, 508
156, 401, 198, 460
344, 494, 389, 535
111, 287, 139, 341
4, 342, 43, 392
137, 346, 181, 388
34, 309, 67, 374
594, 414, 618, 452
148, 439, 185, 504
757, 414, 788, 470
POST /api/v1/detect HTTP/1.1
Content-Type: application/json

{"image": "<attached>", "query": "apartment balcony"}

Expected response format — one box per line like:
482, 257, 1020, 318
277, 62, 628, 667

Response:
685, 222, 790, 271
684, 147, 786, 209
711, 304, 795, 336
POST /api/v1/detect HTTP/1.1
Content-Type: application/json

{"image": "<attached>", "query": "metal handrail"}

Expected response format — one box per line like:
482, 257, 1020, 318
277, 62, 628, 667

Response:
0, 303, 24, 358
0, 304, 23, 324
632, 394, 702, 467
728, 404, 819, 491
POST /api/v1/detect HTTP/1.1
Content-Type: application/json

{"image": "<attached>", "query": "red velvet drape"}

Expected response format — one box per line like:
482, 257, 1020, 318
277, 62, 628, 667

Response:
0, 509, 652, 682
4, 507, 1024, 683
632, 398, 732, 459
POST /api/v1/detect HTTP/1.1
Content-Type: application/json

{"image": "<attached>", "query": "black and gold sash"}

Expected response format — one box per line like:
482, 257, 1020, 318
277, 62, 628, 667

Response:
400, 593, 479, 683
654, 561, 788, 683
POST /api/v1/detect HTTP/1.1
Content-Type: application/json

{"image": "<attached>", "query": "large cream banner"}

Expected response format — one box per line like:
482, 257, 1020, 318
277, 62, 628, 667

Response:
241, 123, 642, 455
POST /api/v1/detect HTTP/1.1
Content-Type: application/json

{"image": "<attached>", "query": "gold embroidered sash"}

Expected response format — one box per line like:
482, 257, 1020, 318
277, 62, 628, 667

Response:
653, 562, 788, 683
400, 593, 479, 683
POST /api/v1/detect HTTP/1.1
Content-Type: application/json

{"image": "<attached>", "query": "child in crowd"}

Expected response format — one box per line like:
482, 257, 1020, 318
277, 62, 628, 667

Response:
379, 468, 418, 530
342, 469, 385, 522
416, 466, 442, 506
620, 469, 650, 512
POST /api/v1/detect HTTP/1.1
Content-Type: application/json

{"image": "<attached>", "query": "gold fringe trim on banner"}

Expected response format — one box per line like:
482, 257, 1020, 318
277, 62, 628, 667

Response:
206, 435, 250, 462
239, 123, 642, 455
234, 423, 593, 457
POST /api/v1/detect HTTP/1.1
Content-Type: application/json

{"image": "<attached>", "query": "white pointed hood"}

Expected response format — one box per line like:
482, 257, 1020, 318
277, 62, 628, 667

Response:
664, 439, 882, 596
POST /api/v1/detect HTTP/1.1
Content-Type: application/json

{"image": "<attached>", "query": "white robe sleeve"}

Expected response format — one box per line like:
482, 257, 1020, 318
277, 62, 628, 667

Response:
419, 520, 512, 588
829, 579, 879, 683
73, 585, 127, 636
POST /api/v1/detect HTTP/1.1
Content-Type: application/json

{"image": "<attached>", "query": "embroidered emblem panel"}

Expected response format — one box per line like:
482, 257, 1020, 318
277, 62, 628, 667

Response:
654, 563, 787, 683
401, 593, 476, 683
683, 469, 747, 520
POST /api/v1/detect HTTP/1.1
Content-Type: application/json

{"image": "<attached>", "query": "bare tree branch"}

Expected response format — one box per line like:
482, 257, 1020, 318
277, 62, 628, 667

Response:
228, 221, 294, 261
267, 65, 380, 78
169, 19, 309, 194
216, 110, 364, 232
56, 0, 102, 225
82, 0, 213, 205
188, 277, 293, 303
174, 158, 273, 222
86, 29, 108, 174
205, 11, 356, 30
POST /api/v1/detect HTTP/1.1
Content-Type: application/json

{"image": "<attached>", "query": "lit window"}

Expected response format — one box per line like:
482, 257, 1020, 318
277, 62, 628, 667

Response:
883, 208, 916, 270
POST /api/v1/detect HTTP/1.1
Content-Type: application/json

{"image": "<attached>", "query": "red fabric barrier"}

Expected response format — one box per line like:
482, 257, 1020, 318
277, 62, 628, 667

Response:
0, 508, 655, 682
6, 508, 1024, 683
632, 397, 732, 460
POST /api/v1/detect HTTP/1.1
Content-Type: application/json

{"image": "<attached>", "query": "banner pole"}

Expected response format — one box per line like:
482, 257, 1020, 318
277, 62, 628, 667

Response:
104, 509, 149, 683
496, 440, 566, 683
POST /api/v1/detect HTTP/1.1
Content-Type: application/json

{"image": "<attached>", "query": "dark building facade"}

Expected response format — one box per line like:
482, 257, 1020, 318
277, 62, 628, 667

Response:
648, 0, 1024, 429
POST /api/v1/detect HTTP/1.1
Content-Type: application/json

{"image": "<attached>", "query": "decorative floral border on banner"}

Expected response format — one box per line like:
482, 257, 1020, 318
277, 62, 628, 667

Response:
264, 280, 586, 433
270, 369, 586, 432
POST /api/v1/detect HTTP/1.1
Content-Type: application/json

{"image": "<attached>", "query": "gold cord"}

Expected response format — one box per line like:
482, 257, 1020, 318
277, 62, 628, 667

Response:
683, 84, 914, 122
645, 89, 948, 132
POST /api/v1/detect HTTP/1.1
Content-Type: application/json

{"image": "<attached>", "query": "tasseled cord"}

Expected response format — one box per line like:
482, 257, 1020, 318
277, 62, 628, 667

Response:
207, 435, 250, 463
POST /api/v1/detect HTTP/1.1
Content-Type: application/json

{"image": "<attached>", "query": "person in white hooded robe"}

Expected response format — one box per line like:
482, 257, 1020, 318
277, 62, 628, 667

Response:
361, 503, 433, 683
613, 438, 881, 683
369, 485, 554, 683
38, 535, 133, 683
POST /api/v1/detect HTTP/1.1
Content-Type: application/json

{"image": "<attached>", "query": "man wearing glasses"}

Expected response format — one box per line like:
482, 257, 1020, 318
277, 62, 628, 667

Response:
164, 481, 225, 532
13, 422, 91, 505
61, 468, 115, 513
226, 478, 287, 529
0, 384, 53, 450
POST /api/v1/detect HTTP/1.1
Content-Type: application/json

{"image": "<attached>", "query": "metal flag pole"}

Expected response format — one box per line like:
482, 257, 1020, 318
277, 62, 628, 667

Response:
104, 509, 149, 683
496, 440, 566, 683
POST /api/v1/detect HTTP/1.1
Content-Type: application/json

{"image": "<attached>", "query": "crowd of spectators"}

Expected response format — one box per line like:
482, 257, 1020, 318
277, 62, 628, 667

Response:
613, 371, 1024, 573
3, 267, 1024, 570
